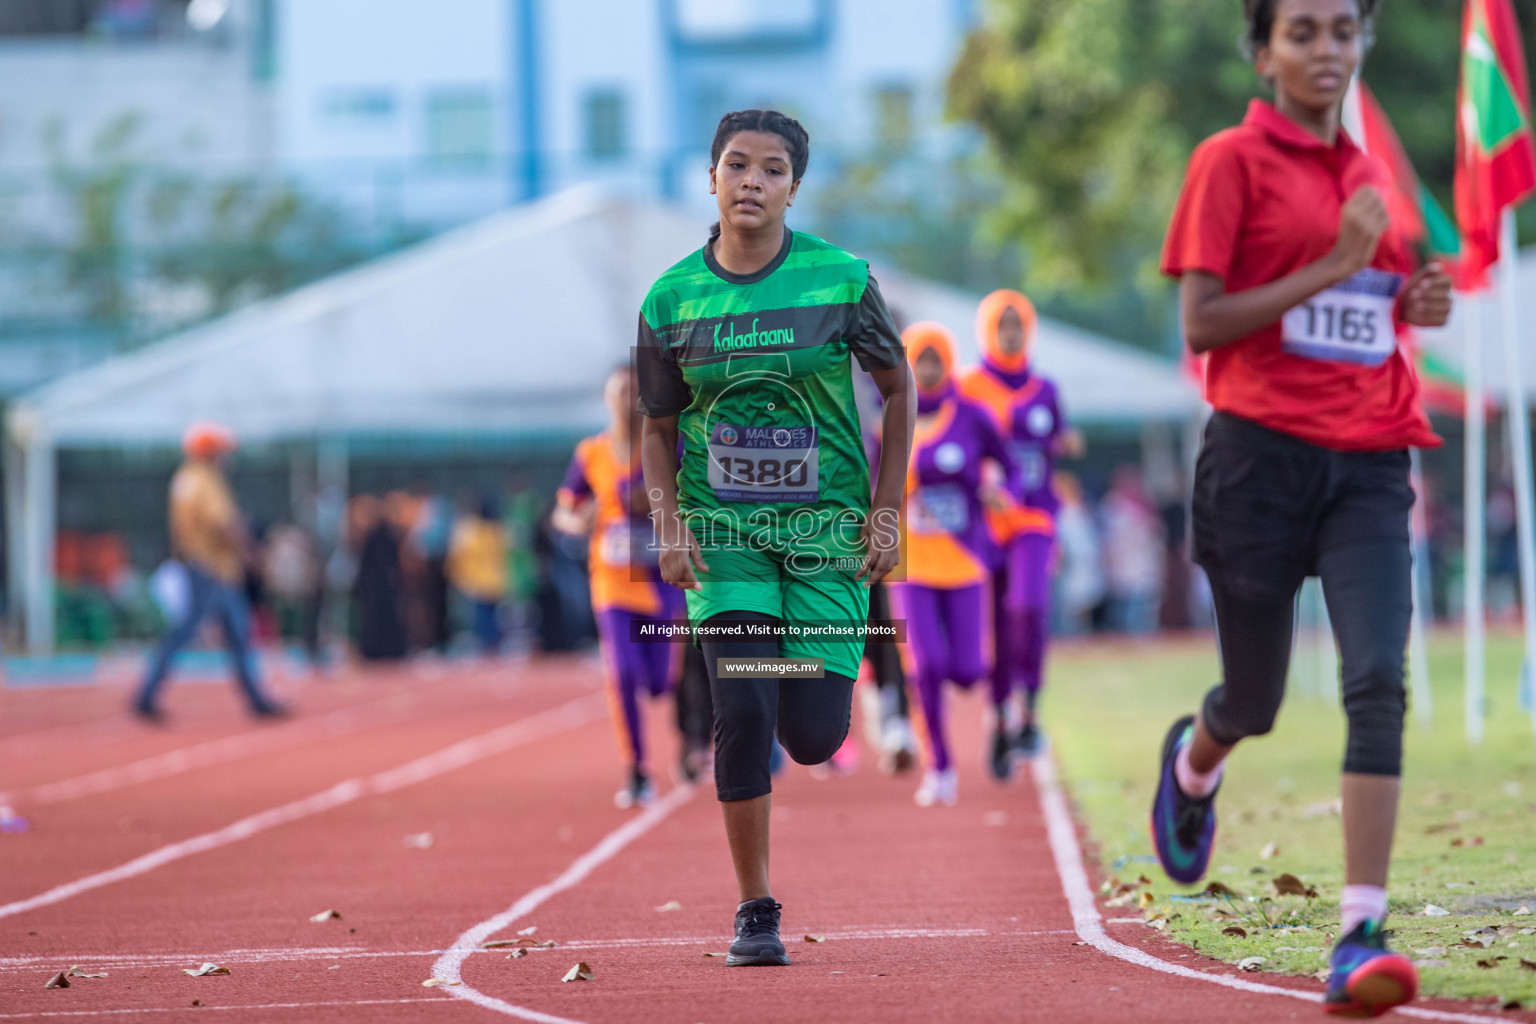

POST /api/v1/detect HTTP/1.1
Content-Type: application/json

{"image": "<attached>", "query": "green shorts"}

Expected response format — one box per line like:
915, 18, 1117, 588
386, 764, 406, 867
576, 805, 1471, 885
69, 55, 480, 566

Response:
685, 542, 870, 679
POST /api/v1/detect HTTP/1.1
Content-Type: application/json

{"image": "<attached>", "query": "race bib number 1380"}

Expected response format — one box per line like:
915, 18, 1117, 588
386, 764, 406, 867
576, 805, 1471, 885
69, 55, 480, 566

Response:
1281, 268, 1403, 367
708, 423, 820, 503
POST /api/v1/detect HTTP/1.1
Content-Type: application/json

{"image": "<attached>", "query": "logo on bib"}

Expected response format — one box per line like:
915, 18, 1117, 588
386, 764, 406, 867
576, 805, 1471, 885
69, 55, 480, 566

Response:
719, 426, 739, 446
934, 442, 967, 473
1027, 405, 1055, 438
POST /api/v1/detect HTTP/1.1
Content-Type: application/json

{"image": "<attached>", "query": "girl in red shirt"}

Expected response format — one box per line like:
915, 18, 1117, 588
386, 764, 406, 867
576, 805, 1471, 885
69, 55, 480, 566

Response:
1151, 0, 1451, 1016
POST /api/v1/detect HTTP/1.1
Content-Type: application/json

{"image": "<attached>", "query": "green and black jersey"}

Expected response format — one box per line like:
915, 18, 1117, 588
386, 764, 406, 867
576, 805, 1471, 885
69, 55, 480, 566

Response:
637, 227, 904, 548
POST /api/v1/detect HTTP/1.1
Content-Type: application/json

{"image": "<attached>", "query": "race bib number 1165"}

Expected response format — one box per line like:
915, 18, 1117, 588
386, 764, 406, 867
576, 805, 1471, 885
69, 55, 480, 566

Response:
1281, 268, 1403, 368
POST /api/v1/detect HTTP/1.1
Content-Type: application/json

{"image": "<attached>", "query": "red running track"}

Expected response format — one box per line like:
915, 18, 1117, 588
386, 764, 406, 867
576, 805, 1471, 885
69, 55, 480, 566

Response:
0, 655, 1527, 1023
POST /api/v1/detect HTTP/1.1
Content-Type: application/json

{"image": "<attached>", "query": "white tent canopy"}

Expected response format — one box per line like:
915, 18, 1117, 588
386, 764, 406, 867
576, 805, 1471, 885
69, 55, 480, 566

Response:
5, 186, 1198, 651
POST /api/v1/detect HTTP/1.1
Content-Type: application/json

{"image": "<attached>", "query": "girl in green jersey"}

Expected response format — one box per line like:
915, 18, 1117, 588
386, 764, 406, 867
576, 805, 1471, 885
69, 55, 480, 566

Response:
638, 109, 914, 966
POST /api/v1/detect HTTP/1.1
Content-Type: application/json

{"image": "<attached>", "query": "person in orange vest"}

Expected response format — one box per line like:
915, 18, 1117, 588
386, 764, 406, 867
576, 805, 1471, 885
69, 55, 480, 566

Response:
134, 423, 286, 721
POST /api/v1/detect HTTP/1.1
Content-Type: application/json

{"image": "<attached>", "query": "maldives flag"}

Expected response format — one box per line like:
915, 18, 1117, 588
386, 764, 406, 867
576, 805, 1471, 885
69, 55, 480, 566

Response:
1347, 80, 1462, 260
1454, 0, 1536, 290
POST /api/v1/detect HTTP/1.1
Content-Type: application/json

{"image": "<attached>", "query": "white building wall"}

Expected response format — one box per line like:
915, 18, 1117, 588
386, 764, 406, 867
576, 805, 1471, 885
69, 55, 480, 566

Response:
274, 0, 513, 224
539, 0, 667, 197
0, 37, 272, 185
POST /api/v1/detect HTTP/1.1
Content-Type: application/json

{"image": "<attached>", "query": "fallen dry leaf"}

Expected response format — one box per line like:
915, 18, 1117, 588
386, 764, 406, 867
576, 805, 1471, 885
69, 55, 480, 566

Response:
183, 963, 229, 977
1203, 881, 1238, 898
655, 900, 683, 912
191, 999, 202, 1006
1504, 1000, 1525, 1011
1104, 891, 1139, 908
1138, 891, 1157, 909
702, 952, 727, 958
1514, 906, 1532, 917
507, 949, 527, 959
1450, 835, 1486, 849
1222, 926, 1249, 939
1236, 957, 1266, 972
1137, 874, 1153, 886
310, 909, 342, 923
1424, 904, 1452, 917
535, 941, 558, 949
65, 966, 107, 979
804, 934, 827, 943
44, 972, 69, 989
1521, 959, 1536, 971
518, 926, 537, 936
1269, 874, 1318, 898
1463, 936, 1497, 950
561, 962, 594, 983
421, 978, 461, 987
1147, 917, 1169, 932
1476, 958, 1508, 969
1259, 842, 1280, 860
403, 832, 435, 849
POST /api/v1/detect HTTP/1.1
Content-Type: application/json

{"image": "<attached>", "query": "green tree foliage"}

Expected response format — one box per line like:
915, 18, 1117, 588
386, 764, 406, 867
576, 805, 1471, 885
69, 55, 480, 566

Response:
35, 114, 400, 348
948, 0, 1536, 293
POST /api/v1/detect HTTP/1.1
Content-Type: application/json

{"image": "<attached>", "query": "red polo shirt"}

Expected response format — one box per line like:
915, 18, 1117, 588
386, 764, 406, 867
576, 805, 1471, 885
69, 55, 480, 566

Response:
1161, 100, 1439, 451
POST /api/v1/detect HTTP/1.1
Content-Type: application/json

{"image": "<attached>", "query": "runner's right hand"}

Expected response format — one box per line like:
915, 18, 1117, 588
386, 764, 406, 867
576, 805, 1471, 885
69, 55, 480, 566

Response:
659, 520, 708, 591
1330, 186, 1390, 279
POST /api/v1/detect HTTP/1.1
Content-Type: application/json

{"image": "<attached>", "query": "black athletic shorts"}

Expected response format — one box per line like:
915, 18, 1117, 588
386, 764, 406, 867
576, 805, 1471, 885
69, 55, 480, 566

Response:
1191, 412, 1413, 604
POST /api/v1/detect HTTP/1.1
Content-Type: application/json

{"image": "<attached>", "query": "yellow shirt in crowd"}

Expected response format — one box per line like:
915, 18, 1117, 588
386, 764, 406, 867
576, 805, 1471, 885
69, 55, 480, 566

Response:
447, 518, 510, 602
169, 460, 244, 583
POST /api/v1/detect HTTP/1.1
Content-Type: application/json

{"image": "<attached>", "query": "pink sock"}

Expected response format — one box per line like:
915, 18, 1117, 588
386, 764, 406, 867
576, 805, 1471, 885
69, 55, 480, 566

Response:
1340, 884, 1388, 935
1174, 743, 1223, 798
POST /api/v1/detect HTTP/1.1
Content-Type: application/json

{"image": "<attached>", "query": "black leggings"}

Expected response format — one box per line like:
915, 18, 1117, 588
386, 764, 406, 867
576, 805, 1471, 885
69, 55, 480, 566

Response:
1202, 538, 1411, 777
701, 611, 855, 801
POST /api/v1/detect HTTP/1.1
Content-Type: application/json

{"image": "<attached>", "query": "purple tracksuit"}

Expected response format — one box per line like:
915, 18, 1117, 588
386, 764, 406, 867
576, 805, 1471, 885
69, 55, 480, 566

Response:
896, 385, 1016, 773
963, 360, 1066, 704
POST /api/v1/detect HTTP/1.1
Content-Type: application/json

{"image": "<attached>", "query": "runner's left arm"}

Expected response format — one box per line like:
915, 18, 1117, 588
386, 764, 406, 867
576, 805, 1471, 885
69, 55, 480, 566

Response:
635, 312, 708, 590
848, 274, 914, 584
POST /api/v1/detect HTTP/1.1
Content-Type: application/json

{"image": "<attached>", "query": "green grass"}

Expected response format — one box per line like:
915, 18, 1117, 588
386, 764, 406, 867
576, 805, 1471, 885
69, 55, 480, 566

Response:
1047, 630, 1536, 1006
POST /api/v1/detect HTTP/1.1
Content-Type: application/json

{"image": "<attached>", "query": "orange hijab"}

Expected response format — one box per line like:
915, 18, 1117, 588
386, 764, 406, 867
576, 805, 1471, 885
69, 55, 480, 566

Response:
975, 289, 1038, 374
903, 321, 957, 392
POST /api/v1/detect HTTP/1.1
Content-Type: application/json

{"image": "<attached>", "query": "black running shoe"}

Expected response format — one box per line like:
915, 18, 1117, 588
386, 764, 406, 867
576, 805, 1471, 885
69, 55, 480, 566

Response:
726, 897, 790, 966
988, 726, 1014, 782
1014, 722, 1043, 758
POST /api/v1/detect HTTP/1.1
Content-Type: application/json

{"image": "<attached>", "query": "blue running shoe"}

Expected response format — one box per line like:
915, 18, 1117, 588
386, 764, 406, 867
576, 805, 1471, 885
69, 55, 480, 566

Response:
1148, 715, 1218, 885
1324, 920, 1417, 1017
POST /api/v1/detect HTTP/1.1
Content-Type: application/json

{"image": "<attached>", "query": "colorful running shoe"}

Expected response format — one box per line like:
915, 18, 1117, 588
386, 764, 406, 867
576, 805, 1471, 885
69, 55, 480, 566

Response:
914, 767, 958, 807
726, 898, 790, 966
1013, 721, 1044, 759
809, 734, 861, 780
613, 767, 655, 810
1323, 919, 1418, 1017
1149, 715, 1218, 884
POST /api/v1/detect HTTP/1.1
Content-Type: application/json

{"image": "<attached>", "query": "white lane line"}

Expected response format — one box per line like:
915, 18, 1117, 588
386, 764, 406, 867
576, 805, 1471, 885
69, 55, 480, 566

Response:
431, 784, 697, 1023
0, 997, 452, 1019
0, 694, 607, 922
0, 926, 1006, 973
0, 689, 432, 808
1029, 754, 1511, 1024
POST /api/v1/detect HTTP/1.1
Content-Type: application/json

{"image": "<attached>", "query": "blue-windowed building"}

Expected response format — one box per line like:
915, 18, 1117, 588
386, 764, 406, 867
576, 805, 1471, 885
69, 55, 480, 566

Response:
276, 0, 981, 228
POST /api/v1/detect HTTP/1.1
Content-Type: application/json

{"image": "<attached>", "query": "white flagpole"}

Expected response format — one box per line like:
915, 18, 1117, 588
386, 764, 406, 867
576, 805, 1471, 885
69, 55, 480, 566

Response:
1465, 288, 1487, 746
1496, 209, 1536, 732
